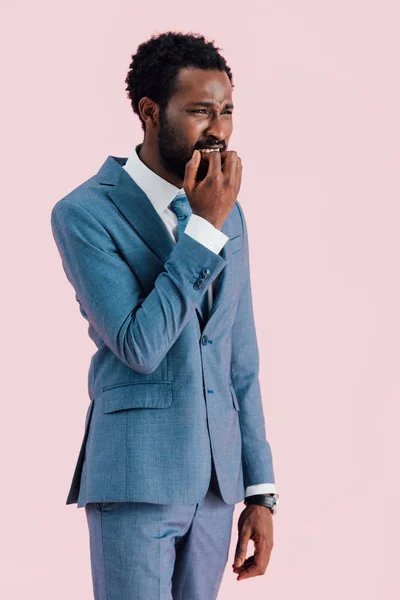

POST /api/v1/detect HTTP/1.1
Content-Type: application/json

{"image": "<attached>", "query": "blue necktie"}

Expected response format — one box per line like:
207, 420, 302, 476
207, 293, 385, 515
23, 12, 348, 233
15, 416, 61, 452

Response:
169, 192, 192, 239
169, 191, 208, 322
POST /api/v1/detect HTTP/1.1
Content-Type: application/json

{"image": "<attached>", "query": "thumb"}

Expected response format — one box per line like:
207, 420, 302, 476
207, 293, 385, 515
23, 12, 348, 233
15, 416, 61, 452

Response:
234, 531, 251, 567
183, 149, 201, 191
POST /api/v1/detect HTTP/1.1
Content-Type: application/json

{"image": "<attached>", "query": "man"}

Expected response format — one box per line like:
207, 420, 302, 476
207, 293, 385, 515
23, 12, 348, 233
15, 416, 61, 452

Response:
51, 31, 279, 600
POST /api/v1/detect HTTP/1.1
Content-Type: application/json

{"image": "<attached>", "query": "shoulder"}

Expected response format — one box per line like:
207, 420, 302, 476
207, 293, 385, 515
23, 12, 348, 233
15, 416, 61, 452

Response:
50, 169, 122, 230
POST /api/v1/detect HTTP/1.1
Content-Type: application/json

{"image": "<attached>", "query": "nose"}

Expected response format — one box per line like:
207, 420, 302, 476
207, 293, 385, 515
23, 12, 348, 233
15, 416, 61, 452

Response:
205, 115, 227, 144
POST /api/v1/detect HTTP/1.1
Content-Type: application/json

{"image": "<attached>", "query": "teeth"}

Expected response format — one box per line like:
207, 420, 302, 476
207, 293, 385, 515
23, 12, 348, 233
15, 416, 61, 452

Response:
199, 148, 221, 153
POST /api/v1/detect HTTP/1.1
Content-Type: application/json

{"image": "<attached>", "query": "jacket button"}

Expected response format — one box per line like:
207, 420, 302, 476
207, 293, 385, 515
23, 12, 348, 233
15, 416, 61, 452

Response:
201, 334, 208, 345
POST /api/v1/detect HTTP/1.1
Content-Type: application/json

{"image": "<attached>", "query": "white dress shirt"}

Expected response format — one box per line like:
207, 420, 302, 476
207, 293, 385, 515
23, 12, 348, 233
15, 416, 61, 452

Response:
123, 144, 276, 497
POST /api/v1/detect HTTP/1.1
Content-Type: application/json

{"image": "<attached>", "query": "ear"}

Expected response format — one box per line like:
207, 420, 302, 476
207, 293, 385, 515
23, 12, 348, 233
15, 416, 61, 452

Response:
138, 97, 159, 130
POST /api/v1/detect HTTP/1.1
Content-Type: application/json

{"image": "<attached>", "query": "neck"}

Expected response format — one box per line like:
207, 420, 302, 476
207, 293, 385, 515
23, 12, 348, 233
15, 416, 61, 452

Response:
138, 139, 183, 188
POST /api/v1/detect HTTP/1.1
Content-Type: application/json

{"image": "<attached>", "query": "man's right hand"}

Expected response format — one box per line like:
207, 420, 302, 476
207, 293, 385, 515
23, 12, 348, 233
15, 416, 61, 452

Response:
183, 149, 243, 230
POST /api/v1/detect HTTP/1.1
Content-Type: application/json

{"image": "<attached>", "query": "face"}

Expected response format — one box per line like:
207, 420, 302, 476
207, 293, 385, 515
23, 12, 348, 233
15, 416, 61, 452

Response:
156, 67, 234, 182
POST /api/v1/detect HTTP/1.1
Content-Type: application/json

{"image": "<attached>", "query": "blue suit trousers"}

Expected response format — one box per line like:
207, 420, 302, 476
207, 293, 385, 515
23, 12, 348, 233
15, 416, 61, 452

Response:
85, 457, 235, 599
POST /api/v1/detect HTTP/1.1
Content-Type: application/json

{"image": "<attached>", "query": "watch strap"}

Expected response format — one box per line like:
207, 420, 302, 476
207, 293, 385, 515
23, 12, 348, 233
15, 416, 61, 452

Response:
244, 494, 278, 514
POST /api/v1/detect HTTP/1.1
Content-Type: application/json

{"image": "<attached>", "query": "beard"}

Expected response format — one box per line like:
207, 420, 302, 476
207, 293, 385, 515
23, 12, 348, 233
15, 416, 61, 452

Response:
157, 108, 212, 183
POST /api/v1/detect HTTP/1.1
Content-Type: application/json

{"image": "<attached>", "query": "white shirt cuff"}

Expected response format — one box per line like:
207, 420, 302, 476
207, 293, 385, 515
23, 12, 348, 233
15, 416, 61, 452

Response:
184, 214, 229, 254
245, 483, 277, 496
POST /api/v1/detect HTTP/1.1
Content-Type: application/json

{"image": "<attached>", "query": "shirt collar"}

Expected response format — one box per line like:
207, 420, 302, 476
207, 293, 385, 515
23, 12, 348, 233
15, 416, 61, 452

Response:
122, 143, 184, 215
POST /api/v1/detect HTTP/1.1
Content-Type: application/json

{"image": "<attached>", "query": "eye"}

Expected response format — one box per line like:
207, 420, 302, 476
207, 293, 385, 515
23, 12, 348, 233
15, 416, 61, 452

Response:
190, 109, 233, 115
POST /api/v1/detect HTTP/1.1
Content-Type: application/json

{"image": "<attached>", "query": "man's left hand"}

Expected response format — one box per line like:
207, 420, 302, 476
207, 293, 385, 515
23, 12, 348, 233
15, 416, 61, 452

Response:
232, 504, 274, 581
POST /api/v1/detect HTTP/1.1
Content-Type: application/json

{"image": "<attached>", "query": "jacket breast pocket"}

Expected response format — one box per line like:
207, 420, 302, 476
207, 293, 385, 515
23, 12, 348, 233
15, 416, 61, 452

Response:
102, 381, 173, 413
229, 234, 242, 255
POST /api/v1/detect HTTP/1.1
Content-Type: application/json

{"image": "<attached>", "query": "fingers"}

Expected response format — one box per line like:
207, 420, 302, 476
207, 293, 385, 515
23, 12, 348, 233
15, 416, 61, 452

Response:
235, 156, 242, 191
236, 542, 272, 581
232, 554, 255, 576
231, 156, 242, 192
236, 552, 271, 581
205, 148, 222, 178
221, 151, 239, 186
196, 150, 242, 207
201, 150, 241, 180
236, 156, 242, 178
183, 149, 201, 192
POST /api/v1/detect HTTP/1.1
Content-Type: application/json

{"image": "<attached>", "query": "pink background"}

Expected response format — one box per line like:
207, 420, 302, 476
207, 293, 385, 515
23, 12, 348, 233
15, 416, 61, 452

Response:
3, 1, 400, 598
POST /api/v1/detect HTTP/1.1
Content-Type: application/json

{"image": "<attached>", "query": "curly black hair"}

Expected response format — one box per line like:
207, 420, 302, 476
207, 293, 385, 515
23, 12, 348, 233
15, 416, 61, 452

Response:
125, 31, 234, 133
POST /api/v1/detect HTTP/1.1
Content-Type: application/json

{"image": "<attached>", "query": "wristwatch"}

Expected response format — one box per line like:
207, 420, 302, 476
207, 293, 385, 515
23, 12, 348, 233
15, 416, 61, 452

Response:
244, 493, 279, 515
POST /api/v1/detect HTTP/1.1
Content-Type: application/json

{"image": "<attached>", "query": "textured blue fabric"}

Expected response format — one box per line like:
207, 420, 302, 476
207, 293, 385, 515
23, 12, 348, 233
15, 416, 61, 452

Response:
85, 458, 235, 599
50, 155, 276, 509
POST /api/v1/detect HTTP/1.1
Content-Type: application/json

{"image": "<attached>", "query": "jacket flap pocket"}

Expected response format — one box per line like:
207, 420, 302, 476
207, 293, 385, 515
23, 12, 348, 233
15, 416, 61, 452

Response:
102, 381, 172, 413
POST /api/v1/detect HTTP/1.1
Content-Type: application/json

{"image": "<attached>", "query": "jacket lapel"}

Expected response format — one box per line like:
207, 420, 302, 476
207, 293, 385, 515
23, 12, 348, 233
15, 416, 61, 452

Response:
109, 166, 176, 265
98, 155, 237, 327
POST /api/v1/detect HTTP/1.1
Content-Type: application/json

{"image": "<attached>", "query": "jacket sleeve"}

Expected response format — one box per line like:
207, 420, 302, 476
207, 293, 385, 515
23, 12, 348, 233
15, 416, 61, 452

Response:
230, 201, 276, 487
50, 199, 227, 374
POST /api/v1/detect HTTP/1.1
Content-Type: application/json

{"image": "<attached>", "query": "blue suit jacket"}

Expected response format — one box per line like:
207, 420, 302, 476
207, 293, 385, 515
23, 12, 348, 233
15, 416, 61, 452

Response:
50, 155, 276, 508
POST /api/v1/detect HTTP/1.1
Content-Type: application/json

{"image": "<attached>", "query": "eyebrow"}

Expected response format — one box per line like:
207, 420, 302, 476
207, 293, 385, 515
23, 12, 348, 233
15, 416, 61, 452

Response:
187, 101, 234, 109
